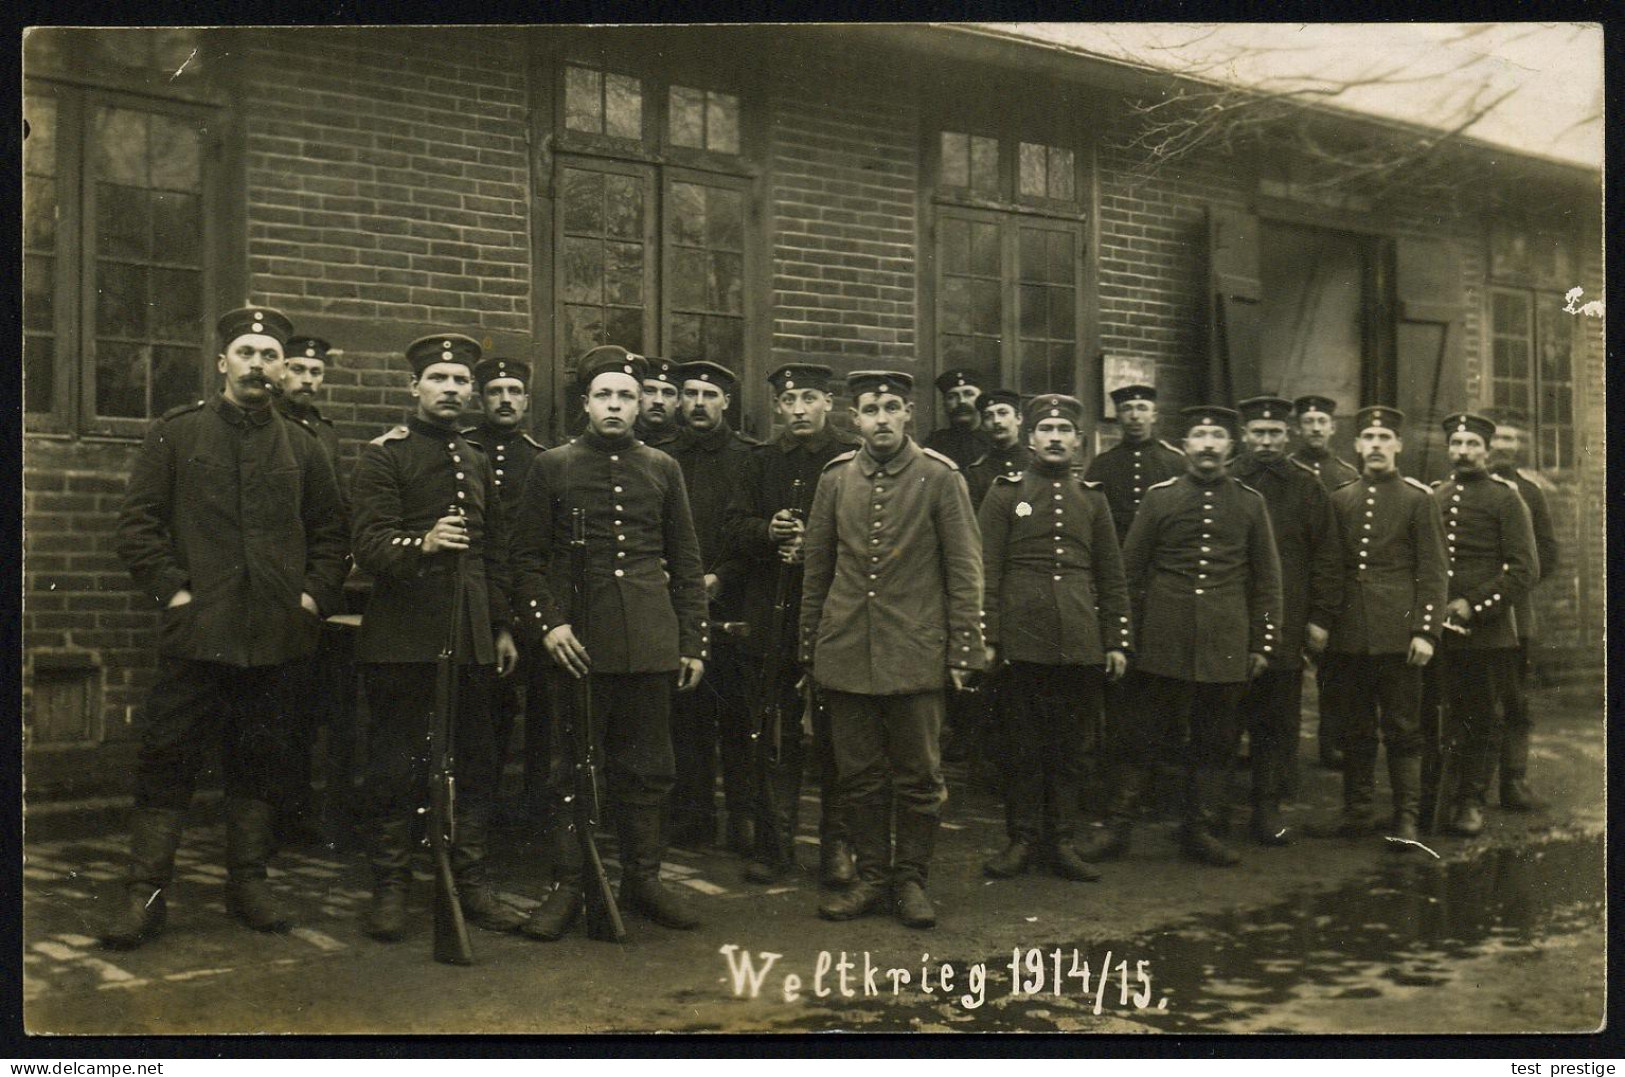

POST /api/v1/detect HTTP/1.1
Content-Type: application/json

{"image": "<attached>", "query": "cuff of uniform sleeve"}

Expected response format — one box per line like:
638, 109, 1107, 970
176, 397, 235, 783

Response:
1412, 629, 1439, 644
155, 572, 190, 607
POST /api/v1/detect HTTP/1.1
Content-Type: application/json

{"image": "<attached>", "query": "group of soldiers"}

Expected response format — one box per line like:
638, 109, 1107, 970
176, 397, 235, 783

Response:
99, 304, 1557, 954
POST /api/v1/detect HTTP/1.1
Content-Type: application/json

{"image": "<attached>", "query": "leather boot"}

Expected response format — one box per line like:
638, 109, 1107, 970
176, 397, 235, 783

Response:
363, 817, 412, 943
523, 817, 584, 940
452, 804, 524, 934
1308, 737, 1379, 838
1446, 800, 1484, 836
895, 880, 936, 929
1074, 766, 1144, 862
983, 840, 1032, 879
1386, 753, 1424, 851
618, 804, 701, 930
891, 812, 938, 927
818, 799, 890, 921
1498, 728, 1543, 810
819, 838, 857, 888
1179, 768, 1240, 867
224, 799, 291, 933
1248, 732, 1290, 845
745, 749, 803, 884
101, 807, 185, 950
1049, 842, 1102, 882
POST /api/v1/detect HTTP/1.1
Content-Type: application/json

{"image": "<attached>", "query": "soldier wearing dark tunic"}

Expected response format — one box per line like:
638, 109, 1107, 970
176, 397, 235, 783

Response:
634, 354, 683, 452
1486, 409, 1560, 810
350, 333, 523, 943
665, 360, 758, 851
978, 395, 1131, 882
1230, 396, 1342, 845
964, 388, 1031, 510
1291, 394, 1362, 770
726, 363, 862, 887
272, 334, 354, 848
1307, 407, 1447, 849
801, 371, 985, 928
1080, 406, 1283, 868
1428, 412, 1540, 837
922, 367, 992, 470
106, 306, 348, 949
464, 357, 550, 826
511, 347, 711, 940
1084, 384, 1187, 546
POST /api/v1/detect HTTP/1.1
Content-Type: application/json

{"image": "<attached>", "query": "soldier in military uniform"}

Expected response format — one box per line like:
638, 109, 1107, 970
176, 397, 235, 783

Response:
634, 355, 683, 451
1080, 406, 1282, 868
1486, 409, 1560, 810
464, 357, 550, 826
1229, 396, 1342, 845
1429, 412, 1540, 837
271, 334, 353, 848
801, 371, 985, 928
665, 360, 758, 851
1290, 394, 1362, 771
106, 306, 348, 949
1084, 385, 1187, 546
350, 334, 523, 943
726, 363, 862, 887
978, 394, 1131, 882
965, 388, 1030, 510
1306, 407, 1447, 849
511, 348, 710, 940
922, 368, 992, 470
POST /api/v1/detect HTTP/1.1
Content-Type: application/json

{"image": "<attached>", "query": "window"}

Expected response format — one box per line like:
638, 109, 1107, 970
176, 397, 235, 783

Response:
25, 33, 220, 438
1490, 289, 1575, 470
931, 129, 1085, 396
546, 53, 754, 428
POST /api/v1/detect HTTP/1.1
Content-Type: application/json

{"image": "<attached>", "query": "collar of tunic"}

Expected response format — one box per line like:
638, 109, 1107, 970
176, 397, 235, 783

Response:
214, 393, 275, 427
857, 437, 920, 477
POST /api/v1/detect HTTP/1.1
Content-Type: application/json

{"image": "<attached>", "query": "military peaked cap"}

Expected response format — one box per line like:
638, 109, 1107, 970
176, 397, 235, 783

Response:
217, 306, 293, 348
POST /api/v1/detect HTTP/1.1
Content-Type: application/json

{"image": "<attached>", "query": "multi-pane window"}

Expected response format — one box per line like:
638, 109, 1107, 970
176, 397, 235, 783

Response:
664, 179, 744, 365
668, 85, 740, 154
1490, 289, 1575, 470
24, 81, 214, 436
563, 64, 644, 140
932, 129, 1084, 396
558, 162, 652, 358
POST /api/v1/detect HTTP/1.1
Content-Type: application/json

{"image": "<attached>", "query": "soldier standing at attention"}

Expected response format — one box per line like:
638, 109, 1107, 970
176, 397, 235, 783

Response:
964, 387, 1030, 510
1306, 407, 1447, 849
665, 360, 758, 852
272, 334, 352, 848
464, 357, 550, 826
106, 306, 348, 949
1229, 396, 1342, 845
923, 368, 992, 470
1485, 408, 1559, 811
350, 334, 523, 942
511, 349, 710, 940
634, 355, 683, 452
1290, 394, 1362, 772
1080, 406, 1282, 868
800, 371, 985, 928
726, 363, 862, 887
978, 394, 1131, 882
1084, 385, 1186, 547
1429, 412, 1539, 837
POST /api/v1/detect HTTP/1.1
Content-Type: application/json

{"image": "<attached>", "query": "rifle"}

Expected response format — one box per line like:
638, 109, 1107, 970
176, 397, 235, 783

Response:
750, 479, 807, 859
430, 541, 474, 966
568, 507, 626, 943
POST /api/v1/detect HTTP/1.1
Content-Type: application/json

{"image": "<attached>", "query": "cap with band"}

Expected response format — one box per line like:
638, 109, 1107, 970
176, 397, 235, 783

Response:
474, 357, 531, 391
1353, 405, 1405, 433
767, 363, 835, 395
642, 357, 680, 387
217, 306, 293, 349
577, 345, 648, 390
1025, 393, 1083, 426
847, 370, 914, 400
1293, 394, 1338, 418
1179, 405, 1240, 437
1442, 411, 1496, 444
677, 361, 737, 393
406, 333, 481, 376
934, 368, 986, 395
1109, 384, 1157, 407
1237, 395, 1295, 424
285, 336, 331, 363
978, 388, 1022, 413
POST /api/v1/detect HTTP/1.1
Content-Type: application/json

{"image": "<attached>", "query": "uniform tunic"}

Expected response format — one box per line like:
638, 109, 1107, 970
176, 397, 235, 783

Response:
1121, 472, 1283, 684
1432, 471, 1539, 651
726, 424, 863, 657
117, 395, 349, 665
667, 422, 757, 619
800, 439, 986, 695
463, 421, 547, 517
1326, 471, 1449, 655
636, 419, 682, 454
350, 415, 511, 666
965, 442, 1031, 510
978, 466, 1132, 666
276, 397, 345, 508
1228, 453, 1342, 667
1289, 445, 1361, 491
1084, 436, 1187, 545
511, 431, 708, 673
1490, 463, 1558, 642
922, 425, 991, 472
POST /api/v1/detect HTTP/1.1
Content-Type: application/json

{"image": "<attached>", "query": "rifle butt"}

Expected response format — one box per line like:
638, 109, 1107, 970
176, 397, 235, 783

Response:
431, 854, 475, 965
581, 840, 626, 942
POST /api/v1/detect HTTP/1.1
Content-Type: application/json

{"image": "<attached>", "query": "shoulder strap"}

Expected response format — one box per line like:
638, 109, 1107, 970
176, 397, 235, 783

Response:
369, 424, 410, 446
921, 446, 960, 470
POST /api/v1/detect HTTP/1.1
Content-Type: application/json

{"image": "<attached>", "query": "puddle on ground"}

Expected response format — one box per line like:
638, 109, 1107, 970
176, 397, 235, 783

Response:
745, 831, 1604, 1033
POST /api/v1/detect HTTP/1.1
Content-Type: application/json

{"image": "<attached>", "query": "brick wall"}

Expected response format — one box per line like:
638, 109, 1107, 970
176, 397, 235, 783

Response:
766, 55, 919, 408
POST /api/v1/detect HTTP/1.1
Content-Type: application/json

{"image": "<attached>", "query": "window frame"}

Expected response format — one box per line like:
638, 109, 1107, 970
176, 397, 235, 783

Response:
25, 75, 224, 441
1487, 284, 1578, 473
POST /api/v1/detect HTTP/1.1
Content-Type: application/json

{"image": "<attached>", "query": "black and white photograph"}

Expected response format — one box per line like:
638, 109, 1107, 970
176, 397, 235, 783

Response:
18, 20, 1606, 1039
